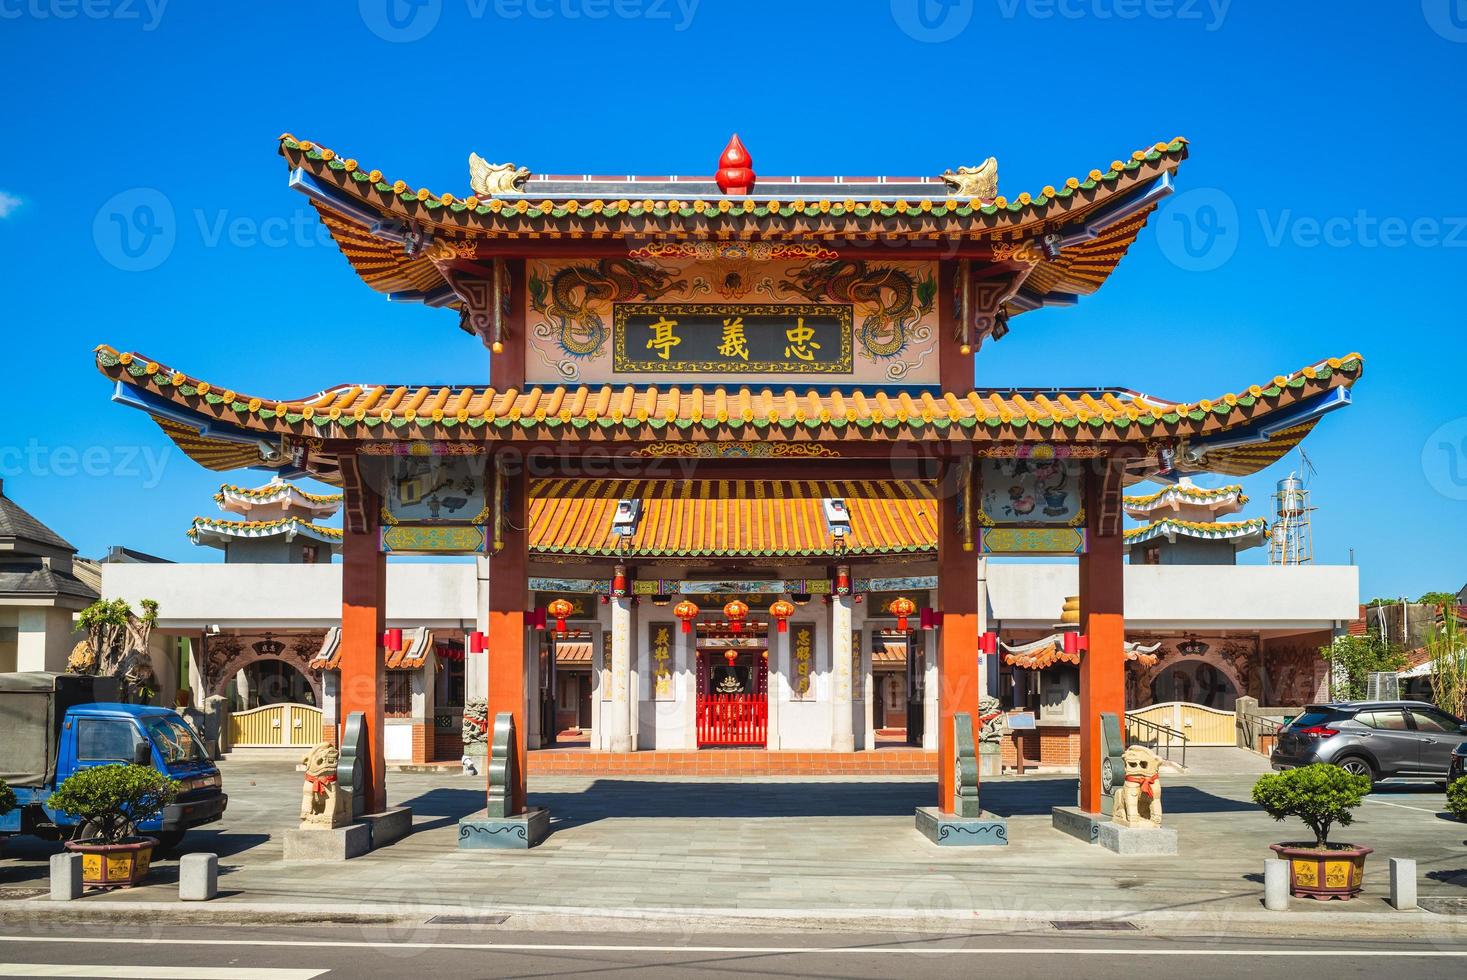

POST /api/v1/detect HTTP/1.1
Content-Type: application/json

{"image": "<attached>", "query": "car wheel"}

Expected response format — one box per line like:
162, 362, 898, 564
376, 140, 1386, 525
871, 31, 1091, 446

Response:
1336, 756, 1375, 789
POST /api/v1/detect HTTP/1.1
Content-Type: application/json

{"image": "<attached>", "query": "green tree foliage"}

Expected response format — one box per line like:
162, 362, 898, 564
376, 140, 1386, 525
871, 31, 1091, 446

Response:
1320, 633, 1406, 701
48, 765, 178, 844
1252, 764, 1370, 848
1447, 776, 1467, 822
0, 778, 16, 817
1418, 591, 1460, 608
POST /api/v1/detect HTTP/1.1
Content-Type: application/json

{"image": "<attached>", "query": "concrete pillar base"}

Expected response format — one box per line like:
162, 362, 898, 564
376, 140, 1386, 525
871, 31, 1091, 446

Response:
458, 807, 550, 849
915, 806, 1008, 846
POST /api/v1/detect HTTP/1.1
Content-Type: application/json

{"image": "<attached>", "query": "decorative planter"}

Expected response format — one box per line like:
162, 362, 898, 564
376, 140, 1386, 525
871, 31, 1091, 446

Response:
1269, 842, 1372, 900
63, 837, 158, 889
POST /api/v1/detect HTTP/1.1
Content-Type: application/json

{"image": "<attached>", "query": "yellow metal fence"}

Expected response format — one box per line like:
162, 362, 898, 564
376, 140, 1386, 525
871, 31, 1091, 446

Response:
228, 704, 323, 748
1126, 701, 1235, 746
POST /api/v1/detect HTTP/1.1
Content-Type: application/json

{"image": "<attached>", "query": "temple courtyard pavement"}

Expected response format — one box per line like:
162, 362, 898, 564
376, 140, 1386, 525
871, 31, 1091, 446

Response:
2, 753, 1466, 941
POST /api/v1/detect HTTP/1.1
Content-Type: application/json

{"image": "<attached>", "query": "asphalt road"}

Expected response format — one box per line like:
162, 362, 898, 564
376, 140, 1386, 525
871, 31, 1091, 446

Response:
0, 924, 1465, 979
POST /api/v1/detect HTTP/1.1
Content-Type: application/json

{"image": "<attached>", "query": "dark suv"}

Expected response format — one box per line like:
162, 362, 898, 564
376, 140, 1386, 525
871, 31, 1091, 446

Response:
1270, 701, 1467, 788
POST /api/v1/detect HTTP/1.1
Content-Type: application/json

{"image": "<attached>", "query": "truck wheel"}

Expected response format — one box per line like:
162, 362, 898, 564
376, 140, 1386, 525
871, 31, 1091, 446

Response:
1336, 756, 1375, 791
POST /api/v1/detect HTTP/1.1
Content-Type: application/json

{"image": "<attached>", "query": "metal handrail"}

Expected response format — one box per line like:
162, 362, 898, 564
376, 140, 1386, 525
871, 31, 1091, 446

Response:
1125, 714, 1189, 769
1236, 709, 1286, 752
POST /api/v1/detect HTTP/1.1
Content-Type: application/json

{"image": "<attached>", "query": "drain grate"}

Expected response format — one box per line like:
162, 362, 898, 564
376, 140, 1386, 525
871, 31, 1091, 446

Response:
1050, 920, 1139, 931
1421, 898, 1467, 916
426, 914, 511, 925
0, 889, 49, 901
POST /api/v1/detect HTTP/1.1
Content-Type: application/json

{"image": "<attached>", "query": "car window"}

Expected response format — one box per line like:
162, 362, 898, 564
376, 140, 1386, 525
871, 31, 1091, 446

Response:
143, 716, 208, 765
1408, 708, 1462, 733
1356, 710, 1409, 731
1288, 710, 1341, 728
76, 718, 141, 762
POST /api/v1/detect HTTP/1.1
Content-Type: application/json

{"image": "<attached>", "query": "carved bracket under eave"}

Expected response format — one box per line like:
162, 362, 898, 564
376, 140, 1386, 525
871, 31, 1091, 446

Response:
958, 260, 1036, 354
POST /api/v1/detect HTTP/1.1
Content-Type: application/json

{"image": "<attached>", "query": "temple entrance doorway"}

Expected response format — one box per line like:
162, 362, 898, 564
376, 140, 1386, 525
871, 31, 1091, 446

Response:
695, 645, 768, 747
871, 628, 924, 746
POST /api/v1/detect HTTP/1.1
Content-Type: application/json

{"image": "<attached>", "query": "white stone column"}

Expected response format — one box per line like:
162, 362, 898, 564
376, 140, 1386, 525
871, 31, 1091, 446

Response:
831, 595, 855, 752
677, 620, 698, 750
609, 596, 633, 752
766, 626, 785, 750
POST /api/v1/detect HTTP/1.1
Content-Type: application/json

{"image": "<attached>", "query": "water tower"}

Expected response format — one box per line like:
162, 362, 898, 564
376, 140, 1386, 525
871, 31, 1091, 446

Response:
1269, 473, 1314, 565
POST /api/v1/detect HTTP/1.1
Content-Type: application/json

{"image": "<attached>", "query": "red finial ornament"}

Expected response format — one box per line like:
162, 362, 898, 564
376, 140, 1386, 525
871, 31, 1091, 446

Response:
715, 133, 755, 195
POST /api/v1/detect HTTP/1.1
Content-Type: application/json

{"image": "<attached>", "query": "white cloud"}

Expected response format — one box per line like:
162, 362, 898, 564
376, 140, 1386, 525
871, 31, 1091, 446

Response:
0, 192, 21, 219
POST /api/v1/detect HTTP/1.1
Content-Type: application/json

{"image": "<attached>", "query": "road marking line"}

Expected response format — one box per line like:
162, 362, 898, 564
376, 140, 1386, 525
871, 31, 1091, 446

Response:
1365, 797, 1445, 815
0, 937, 1462, 957
0, 967, 325, 979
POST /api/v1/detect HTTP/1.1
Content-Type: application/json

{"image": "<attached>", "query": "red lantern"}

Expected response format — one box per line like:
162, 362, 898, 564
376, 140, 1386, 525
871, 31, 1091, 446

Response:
888, 596, 917, 632
834, 565, 850, 595
768, 599, 795, 634
384, 628, 403, 652
673, 599, 700, 634
468, 631, 486, 654
724, 649, 738, 666
723, 599, 749, 634
546, 598, 575, 635
1063, 632, 1089, 656
979, 630, 998, 656
611, 563, 628, 598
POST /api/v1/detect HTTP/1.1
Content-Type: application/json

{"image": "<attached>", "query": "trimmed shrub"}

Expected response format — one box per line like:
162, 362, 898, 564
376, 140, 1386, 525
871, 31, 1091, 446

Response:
1447, 775, 1467, 822
48, 765, 178, 844
1252, 763, 1370, 848
0, 778, 15, 818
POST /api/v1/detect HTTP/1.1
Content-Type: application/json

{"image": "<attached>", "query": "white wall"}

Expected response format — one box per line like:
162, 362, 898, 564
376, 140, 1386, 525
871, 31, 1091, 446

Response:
102, 563, 479, 628
986, 564, 1358, 630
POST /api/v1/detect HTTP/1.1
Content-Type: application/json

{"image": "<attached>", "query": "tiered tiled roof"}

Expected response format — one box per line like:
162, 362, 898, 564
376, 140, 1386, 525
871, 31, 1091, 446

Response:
187, 516, 343, 547
94, 346, 1362, 481
280, 134, 1188, 322
529, 479, 935, 558
215, 479, 344, 519
1123, 517, 1269, 547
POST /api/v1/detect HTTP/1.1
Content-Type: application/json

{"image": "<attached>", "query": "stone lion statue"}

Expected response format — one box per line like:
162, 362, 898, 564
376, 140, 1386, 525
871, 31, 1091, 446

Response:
1112, 745, 1164, 828
299, 742, 347, 829
462, 698, 489, 748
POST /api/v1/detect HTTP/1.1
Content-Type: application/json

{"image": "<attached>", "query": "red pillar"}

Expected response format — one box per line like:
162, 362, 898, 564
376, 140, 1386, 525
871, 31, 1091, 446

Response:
937, 458, 979, 814
487, 462, 528, 815
339, 482, 387, 815
1078, 462, 1126, 814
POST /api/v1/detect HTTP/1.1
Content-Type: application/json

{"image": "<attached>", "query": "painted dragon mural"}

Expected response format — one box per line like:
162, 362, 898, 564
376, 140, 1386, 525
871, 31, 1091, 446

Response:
529, 258, 687, 359
779, 258, 936, 362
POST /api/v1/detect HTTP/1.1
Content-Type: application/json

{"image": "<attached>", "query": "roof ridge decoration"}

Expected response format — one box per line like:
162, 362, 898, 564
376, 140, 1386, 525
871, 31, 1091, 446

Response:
278, 133, 1186, 225
187, 515, 344, 542
1123, 516, 1269, 546
940, 157, 998, 199
1123, 481, 1247, 508
215, 481, 344, 505
467, 154, 530, 197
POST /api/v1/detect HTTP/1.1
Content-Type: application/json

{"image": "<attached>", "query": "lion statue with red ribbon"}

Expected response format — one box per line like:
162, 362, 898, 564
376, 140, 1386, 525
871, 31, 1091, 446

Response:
299, 742, 347, 829
1112, 745, 1164, 828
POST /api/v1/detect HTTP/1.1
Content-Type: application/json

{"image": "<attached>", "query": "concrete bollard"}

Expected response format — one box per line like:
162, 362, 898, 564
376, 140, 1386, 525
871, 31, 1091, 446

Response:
49, 852, 82, 901
1264, 858, 1290, 911
179, 853, 218, 901
1389, 857, 1417, 911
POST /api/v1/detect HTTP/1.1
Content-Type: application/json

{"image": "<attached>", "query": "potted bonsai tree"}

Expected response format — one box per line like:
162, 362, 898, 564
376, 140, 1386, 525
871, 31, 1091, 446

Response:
50, 764, 178, 888
1252, 763, 1372, 900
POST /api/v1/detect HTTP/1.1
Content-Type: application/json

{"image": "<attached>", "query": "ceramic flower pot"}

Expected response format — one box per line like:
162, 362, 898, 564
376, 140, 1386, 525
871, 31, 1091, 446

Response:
1269, 842, 1372, 900
64, 836, 158, 889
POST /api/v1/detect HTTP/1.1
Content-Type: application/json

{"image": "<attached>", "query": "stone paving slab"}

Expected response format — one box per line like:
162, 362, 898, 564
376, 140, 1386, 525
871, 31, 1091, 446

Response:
1, 758, 1464, 921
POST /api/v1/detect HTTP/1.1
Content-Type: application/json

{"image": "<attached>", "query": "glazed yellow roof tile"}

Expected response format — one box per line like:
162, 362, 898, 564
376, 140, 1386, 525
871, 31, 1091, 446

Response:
95, 345, 1362, 446
186, 516, 343, 541
214, 482, 343, 504
529, 479, 936, 557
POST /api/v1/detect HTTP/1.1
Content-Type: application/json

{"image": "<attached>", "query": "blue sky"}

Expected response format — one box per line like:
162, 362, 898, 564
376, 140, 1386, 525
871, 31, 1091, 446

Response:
0, 1, 1462, 600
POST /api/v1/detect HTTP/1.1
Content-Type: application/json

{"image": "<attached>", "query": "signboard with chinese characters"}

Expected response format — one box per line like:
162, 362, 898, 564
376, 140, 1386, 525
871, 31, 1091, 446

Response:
525, 249, 940, 386
649, 622, 674, 700
613, 304, 852, 375
791, 623, 816, 701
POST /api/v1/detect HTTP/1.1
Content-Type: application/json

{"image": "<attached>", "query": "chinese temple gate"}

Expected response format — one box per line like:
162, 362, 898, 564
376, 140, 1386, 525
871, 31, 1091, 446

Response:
95, 133, 1361, 846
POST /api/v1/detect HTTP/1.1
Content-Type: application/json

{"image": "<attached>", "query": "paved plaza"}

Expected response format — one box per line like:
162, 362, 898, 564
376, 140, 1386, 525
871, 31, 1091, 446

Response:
3, 755, 1465, 928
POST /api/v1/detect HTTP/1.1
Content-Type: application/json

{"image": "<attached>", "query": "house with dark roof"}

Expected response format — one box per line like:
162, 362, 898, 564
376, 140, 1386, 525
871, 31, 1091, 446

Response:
0, 479, 98, 672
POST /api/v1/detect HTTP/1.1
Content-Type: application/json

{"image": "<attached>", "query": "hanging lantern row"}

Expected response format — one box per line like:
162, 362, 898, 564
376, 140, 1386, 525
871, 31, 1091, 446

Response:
768, 598, 795, 633
723, 599, 749, 633
546, 598, 575, 635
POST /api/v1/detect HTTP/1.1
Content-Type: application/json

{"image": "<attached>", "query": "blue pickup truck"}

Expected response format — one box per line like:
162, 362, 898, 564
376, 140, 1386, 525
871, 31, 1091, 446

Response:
0, 672, 227, 852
